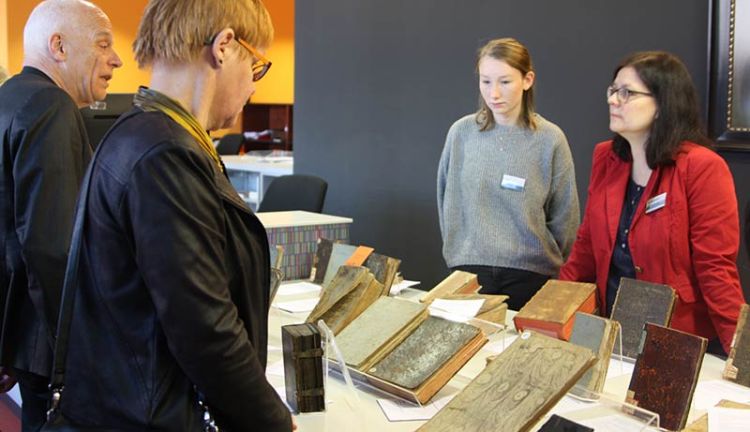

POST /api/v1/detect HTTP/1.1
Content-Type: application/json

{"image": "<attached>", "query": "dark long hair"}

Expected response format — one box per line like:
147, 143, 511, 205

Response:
612, 51, 711, 167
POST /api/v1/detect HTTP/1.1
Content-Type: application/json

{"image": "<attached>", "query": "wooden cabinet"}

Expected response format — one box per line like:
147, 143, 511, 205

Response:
242, 103, 293, 151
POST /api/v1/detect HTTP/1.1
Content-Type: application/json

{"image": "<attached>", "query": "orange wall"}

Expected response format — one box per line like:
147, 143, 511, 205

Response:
5, 0, 293, 103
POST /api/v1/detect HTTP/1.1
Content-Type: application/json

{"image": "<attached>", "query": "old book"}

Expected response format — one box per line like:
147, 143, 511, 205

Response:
723, 303, 750, 387
420, 271, 480, 304
363, 252, 402, 296
537, 414, 593, 432
626, 323, 706, 431
439, 293, 509, 325
343, 245, 374, 266
419, 332, 596, 432
368, 316, 486, 403
513, 280, 597, 341
306, 265, 368, 325
321, 243, 359, 287
334, 296, 427, 370
312, 270, 383, 334
682, 399, 750, 432
568, 312, 619, 397
281, 323, 325, 413
310, 238, 335, 283
610, 278, 676, 359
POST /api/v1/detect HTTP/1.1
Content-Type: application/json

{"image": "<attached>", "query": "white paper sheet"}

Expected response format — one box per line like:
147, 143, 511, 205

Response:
276, 281, 322, 296
430, 299, 484, 320
376, 396, 453, 422
275, 298, 319, 313
708, 406, 750, 431
483, 335, 519, 354
552, 395, 599, 415
389, 279, 420, 296
692, 380, 750, 411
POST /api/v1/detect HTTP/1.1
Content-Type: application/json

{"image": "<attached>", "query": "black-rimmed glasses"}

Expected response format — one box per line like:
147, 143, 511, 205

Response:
607, 85, 652, 104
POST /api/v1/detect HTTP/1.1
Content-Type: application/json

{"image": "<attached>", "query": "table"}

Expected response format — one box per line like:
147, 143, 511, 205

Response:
266, 286, 747, 431
222, 154, 293, 210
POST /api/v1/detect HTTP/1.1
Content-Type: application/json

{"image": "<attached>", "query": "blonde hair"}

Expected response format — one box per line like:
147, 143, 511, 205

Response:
133, 0, 273, 68
475, 38, 536, 131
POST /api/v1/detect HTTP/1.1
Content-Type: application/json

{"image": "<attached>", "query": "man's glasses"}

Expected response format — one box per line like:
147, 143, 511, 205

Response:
606, 85, 652, 104
237, 38, 272, 82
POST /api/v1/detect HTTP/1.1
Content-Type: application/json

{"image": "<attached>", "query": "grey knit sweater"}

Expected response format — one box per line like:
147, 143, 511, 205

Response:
437, 113, 580, 276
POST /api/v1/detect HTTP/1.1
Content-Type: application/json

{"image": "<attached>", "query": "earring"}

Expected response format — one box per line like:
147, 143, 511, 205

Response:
219, 59, 223, 65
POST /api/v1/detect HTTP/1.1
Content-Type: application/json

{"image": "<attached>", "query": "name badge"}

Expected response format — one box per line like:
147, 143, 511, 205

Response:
645, 192, 667, 214
501, 174, 526, 191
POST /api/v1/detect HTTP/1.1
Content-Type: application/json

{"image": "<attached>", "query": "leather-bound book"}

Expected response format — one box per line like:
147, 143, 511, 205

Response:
568, 312, 619, 397
682, 399, 750, 432
439, 293, 509, 325
321, 243, 358, 287
307, 265, 368, 324
537, 414, 593, 432
281, 323, 325, 413
310, 238, 335, 283
419, 332, 596, 432
420, 271, 480, 304
368, 316, 486, 403
513, 280, 597, 341
315, 271, 383, 335
723, 303, 750, 387
610, 278, 676, 359
626, 323, 706, 431
363, 252, 402, 296
334, 296, 427, 371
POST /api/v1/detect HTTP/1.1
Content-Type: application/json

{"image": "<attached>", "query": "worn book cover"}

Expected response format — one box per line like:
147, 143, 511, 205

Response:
343, 245, 374, 266
334, 296, 427, 371
537, 414, 593, 432
568, 312, 619, 396
310, 238, 335, 283
420, 271, 480, 304
610, 277, 676, 359
513, 280, 597, 341
439, 293, 509, 325
363, 252, 402, 296
626, 323, 706, 431
419, 332, 596, 432
314, 271, 383, 335
306, 265, 368, 325
368, 316, 485, 403
682, 399, 750, 432
723, 303, 750, 387
281, 323, 325, 413
321, 243, 359, 287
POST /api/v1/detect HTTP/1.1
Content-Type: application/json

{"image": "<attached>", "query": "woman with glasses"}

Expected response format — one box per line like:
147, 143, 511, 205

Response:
437, 38, 580, 311
57, 0, 293, 430
560, 51, 745, 355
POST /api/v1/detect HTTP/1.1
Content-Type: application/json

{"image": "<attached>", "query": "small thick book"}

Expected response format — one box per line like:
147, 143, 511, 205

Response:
368, 316, 486, 403
306, 265, 382, 334
420, 271, 480, 304
723, 303, 750, 387
568, 312, 619, 397
334, 296, 427, 371
626, 323, 707, 431
418, 332, 596, 432
310, 238, 335, 283
537, 414, 593, 432
610, 278, 676, 359
363, 252, 402, 296
513, 280, 597, 341
281, 323, 325, 413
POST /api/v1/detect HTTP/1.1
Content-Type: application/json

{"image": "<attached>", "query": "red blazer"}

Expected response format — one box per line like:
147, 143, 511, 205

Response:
560, 140, 745, 352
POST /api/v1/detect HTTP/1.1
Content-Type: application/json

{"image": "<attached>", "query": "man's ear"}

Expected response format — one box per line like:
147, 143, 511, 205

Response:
49, 33, 66, 61
210, 28, 236, 68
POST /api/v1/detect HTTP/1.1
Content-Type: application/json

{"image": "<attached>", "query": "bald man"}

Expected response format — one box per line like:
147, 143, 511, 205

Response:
0, 1, 121, 429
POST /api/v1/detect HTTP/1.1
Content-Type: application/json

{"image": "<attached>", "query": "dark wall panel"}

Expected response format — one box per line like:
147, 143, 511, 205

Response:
295, 0, 750, 298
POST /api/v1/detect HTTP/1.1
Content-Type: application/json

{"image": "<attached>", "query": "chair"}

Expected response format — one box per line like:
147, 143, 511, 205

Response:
216, 133, 244, 155
258, 174, 328, 213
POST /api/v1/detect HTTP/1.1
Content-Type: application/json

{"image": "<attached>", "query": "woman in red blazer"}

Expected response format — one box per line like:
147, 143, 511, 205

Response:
560, 51, 745, 354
